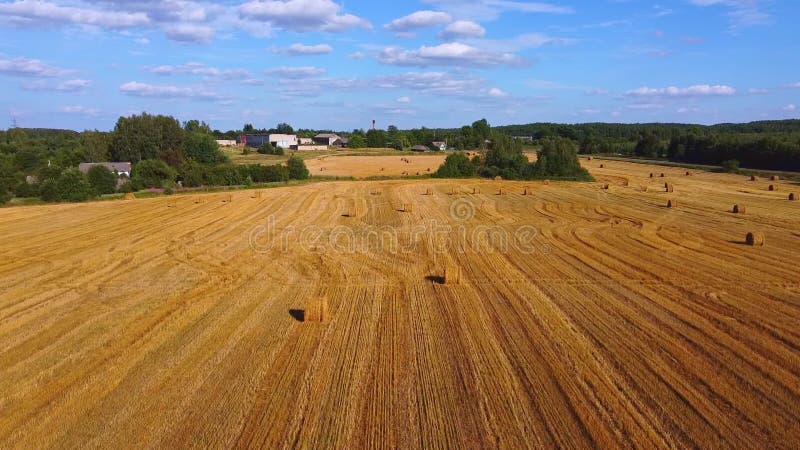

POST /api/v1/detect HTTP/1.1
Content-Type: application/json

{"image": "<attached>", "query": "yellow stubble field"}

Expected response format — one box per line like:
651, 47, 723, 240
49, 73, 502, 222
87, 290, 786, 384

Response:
0, 159, 799, 448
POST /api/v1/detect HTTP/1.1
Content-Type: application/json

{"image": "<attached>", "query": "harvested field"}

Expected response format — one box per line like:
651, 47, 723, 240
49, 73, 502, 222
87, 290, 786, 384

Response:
1, 160, 800, 448
305, 154, 446, 178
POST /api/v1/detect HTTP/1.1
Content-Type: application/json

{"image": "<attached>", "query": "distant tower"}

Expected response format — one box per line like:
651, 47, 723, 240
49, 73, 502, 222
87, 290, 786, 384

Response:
372, 119, 376, 130
11, 116, 18, 129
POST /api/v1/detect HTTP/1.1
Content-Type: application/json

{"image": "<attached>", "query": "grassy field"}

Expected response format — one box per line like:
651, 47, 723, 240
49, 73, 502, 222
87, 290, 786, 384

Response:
221, 146, 430, 166
1, 160, 799, 448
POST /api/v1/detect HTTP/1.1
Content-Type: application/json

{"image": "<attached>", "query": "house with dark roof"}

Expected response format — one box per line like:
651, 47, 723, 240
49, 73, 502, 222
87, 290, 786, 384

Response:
411, 145, 431, 152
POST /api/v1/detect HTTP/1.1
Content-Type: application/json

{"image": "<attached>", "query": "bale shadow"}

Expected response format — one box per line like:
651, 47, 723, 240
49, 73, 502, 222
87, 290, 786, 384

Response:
289, 309, 304, 322
728, 240, 750, 246
425, 275, 445, 284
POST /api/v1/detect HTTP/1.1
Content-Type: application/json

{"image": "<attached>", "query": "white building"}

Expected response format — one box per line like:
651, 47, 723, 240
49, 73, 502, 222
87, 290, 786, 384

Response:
216, 140, 238, 147
269, 134, 298, 149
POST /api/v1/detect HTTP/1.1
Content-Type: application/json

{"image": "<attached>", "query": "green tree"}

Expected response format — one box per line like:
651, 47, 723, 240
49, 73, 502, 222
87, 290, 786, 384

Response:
287, 155, 309, 180
183, 120, 211, 133
634, 133, 664, 158
80, 131, 112, 162
110, 113, 184, 163
86, 165, 118, 195
433, 152, 477, 178
348, 132, 366, 149
132, 159, 177, 189
184, 132, 224, 164
243, 123, 255, 133
48, 168, 94, 202
472, 119, 491, 148
485, 133, 527, 177
366, 129, 387, 148
533, 137, 592, 180
276, 123, 294, 134
0, 158, 13, 204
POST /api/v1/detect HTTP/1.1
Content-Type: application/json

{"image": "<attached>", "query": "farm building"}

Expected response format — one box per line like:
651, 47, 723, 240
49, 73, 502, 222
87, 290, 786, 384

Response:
411, 145, 431, 152
215, 140, 238, 147
78, 162, 132, 177
314, 133, 348, 147
240, 134, 298, 149
432, 141, 447, 151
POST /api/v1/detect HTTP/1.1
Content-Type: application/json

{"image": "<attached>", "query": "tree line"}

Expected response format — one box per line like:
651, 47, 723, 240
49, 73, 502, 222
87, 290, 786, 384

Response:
0, 113, 310, 205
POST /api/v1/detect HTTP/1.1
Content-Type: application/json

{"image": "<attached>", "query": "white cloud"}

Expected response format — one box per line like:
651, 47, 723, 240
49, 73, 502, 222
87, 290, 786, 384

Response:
384, 10, 451, 31
784, 82, 800, 89
164, 23, 214, 43
265, 66, 326, 79
60, 105, 99, 115
273, 43, 334, 55
748, 88, 769, 94
22, 78, 92, 92
0, 56, 73, 77
439, 20, 485, 39
687, 0, 770, 30
377, 43, 523, 68
783, 104, 797, 111
133, 37, 150, 44
487, 87, 508, 98
625, 84, 736, 98
144, 62, 251, 80
0, 0, 150, 28
396, 96, 411, 103
421, 0, 572, 21
119, 81, 220, 100
238, 0, 371, 33
347, 51, 366, 60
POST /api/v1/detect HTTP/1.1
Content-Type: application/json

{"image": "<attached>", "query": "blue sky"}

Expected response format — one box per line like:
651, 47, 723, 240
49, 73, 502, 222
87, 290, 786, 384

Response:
0, 0, 798, 131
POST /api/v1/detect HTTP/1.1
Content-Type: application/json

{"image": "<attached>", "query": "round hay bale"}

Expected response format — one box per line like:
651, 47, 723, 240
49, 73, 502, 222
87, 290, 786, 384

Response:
599, 164, 605, 168
472, 187, 480, 194
649, 173, 655, 178
771, 175, 780, 181
587, 156, 593, 161
494, 176, 502, 181
665, 183, 674, 193
667, 199, 677, 208
685, 171, 692, 176
789, 193, 797, 201
123, 193, 136, 200
543, 180, 550, 185
498, 188, 506, 195
733, 204, 745, 214
768, 185, 777, 191
403, 203, 413, 213
750, 175, 758, 181
602, 184, 610, 190
746, 232, 765, 247
660, 173, 666, 178
424, 187, 432, 195
444, 264, 461, 285
223, 194, 233, 203
523, 187, 531, 195
304, 297, 329, 323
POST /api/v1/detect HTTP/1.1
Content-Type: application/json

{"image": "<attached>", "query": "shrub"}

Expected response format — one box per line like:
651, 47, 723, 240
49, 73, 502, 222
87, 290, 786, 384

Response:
86, 165, 118, 195
721, 159, 740, 173
433, 152, 477, 178
14, 180, 39, 198
258, 142, 277, 155
41, 168, 95, 202
287, 156, 309, 180
132, 159, 177, 189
